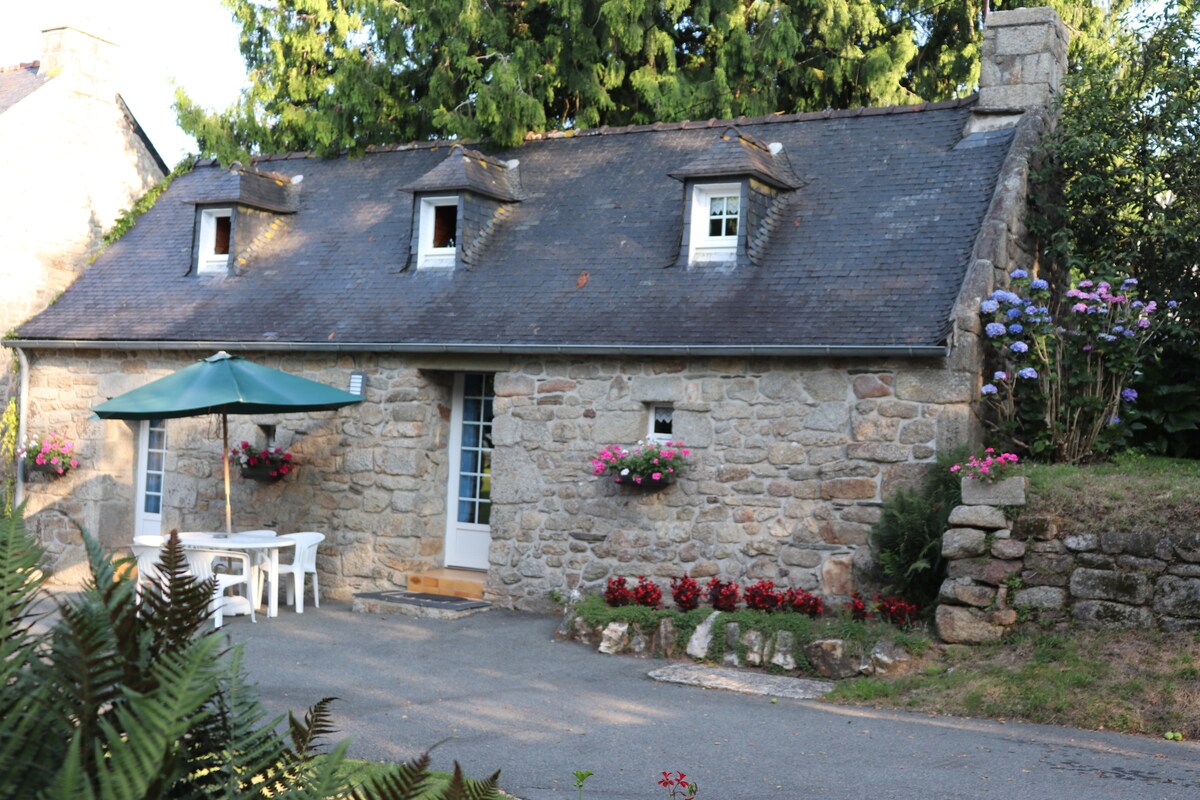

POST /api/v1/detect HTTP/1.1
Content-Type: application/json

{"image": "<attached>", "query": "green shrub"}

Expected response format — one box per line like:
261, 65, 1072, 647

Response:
869, 449, 963, 610
0, 506, 500, 800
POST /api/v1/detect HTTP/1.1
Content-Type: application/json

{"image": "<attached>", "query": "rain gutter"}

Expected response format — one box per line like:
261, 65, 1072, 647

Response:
2, 340, 950, 358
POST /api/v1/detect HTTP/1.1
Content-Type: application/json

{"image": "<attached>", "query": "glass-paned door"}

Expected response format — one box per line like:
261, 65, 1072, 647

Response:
444, 373, 493, 570
135, 418, 167, 537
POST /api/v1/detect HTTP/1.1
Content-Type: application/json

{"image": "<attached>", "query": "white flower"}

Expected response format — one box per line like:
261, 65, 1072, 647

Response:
620, 468, 630, 476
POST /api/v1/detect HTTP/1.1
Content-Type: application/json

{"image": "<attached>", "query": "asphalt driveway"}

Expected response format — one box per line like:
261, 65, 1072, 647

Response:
225, 603, 1200, 800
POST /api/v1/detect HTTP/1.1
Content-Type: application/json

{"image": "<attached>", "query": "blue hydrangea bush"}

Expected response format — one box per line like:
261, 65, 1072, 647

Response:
979, 269, 1168, 463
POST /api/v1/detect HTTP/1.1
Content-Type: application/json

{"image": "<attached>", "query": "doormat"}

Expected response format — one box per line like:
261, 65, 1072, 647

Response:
352, 590, 490, 617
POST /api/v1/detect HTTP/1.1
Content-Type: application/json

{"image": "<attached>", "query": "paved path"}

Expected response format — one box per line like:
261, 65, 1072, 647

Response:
226, 603, 1200, 800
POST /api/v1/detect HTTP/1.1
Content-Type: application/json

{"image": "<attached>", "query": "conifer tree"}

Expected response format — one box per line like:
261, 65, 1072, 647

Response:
177, 0, 1125, 160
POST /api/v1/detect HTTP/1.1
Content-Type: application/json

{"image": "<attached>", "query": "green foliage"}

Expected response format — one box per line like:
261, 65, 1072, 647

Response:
179, 0, 1122, 159
0, 511, 502, 800
0, 399, 16, 513
1031, 2, 1200, 456
870, 449, 963, 609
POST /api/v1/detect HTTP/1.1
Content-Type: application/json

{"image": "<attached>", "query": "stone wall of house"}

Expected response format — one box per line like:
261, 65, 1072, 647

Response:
936, 478, 1200, 642
19, 349, 980, 609
486, 356, 978, 610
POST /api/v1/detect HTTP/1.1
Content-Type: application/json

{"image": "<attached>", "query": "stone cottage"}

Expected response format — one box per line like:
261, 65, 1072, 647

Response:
4, 10, 1067, 609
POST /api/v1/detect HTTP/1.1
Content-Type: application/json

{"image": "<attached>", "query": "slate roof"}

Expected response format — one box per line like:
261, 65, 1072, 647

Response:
0, 62, 49, 115
15, 97, 1016, 353
669, 127, 801, 190
405, 145, 524, 202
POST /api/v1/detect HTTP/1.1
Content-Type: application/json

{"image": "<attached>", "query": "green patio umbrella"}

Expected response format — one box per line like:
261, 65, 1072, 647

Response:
94, 351, 364, 534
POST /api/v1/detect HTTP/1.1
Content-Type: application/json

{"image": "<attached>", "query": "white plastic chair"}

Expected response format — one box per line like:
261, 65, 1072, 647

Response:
275, 532, 325, 613
184, 548, 255, 627
131, 535, 165, 602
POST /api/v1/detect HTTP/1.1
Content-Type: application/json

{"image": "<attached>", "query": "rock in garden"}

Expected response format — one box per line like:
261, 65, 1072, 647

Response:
771, 631, 797, 670
1064, 533, 1098, 552
952, 582, 996, 608
935, 605, 1006, 644
598, 622, 630, 654
654, 618, 677, 658
991, 538, 1026, 560
1069, 568, 1152, 605
723, 623, 741, 667
1153, 576, 1200, 619
804, 639, 869, 679
741, 629, 765, 667
961, 476, 1026, 506
869, 641, 914, 676
687, 611, 721, 660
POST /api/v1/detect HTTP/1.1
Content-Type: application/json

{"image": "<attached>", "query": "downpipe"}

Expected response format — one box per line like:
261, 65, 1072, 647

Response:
13, 347, 28, 508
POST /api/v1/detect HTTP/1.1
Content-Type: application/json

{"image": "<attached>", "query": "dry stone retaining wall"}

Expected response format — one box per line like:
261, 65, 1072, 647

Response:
936, 477, 1200, 643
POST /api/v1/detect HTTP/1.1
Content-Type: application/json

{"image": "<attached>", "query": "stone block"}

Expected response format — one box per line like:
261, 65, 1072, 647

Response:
800, 371, 849, 402
991, 538, 1026, 560
1011, 515, 1057, 541
1116, 555, 1166, 574
804, 639, 869, 679
741, 629, 766, 667
942, 528, 987, 559
1063, 533, 1098, 552
1024, 552, 1073, 575
723, 623, 742, 667
846, 443, 909, 463
894, 370, 974, 403
936, 605, 1006, 644
804, 403, 850, 432
1099, 531, 1167, 559
1013, 586, 1065, 610
821, 554, 854, 596
980, 559, 1023, 586
852, 374, 891, 399
768, 442, 806, 465
948, 505, 1008, 530
960, 476, 1026, 506
1069, 568, 1151, 605
1076, 552, 1113, 569
898, 419, 935, 444
781, 546, 822, 568
1153, 576, 1200, 619
939, 577, 971, 604
952, 583, 996, 608
1072, 601, 1153, 630
820, 478, 876, 501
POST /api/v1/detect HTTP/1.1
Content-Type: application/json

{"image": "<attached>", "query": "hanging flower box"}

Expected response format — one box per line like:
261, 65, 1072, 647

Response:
18, 432, 78, 478
230, 441, 295, 481
591, 441, 690, 490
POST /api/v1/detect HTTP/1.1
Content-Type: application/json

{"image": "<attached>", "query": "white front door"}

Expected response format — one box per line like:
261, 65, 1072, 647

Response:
444, 373, 493, 570
134, 418, 168, 537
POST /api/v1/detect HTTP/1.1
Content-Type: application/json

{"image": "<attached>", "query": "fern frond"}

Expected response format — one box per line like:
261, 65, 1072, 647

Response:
289, 695, 341, 759
351, 752, 435, 800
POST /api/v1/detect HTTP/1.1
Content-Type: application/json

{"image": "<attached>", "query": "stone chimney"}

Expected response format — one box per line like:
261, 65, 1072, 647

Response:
36, 26, 118, 96
977, 8, 1069, 113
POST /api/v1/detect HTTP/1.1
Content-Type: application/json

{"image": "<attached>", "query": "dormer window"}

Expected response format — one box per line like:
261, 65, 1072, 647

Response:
689, 183, 741, 264
198, 208, 232, 274
418, 196, 459, 269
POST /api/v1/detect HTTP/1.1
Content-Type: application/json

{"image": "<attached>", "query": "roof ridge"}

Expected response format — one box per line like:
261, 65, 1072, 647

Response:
195, 95, 978, 167
0, 61, 39, 74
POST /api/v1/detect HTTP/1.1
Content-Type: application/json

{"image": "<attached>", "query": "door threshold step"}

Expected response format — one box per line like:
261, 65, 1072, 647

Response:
406, 568, 486, 600
352, 590, 491, 620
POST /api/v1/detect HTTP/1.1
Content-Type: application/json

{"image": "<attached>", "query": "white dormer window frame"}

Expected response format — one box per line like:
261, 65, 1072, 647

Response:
197, 207, 233, 275
689, 182, 741, 264
418, 195, 459, 269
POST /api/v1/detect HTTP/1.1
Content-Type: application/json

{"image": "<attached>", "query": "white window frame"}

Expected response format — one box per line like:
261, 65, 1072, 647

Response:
647, 404, 674, 445
418, 196, 459, 269
197, 207, 232, 274
689, 183, 741, 264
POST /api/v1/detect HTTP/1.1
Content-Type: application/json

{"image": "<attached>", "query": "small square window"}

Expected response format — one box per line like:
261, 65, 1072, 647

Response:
648, 404, 673, 444
198, 208, 233, 274
418, 196, 459, 268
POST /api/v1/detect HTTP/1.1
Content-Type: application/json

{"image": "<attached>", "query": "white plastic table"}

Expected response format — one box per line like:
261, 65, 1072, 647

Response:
176, 532, 295, 618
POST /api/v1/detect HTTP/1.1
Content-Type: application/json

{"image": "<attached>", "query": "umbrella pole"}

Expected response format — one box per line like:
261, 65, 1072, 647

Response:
222, 413, 232, 535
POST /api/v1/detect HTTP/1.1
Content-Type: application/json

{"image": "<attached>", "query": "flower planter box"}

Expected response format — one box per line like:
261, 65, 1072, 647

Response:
240, 465, 285, 482
614, 474, 674, 491
961, 476, 1026, 506
23, 461, 69, 478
